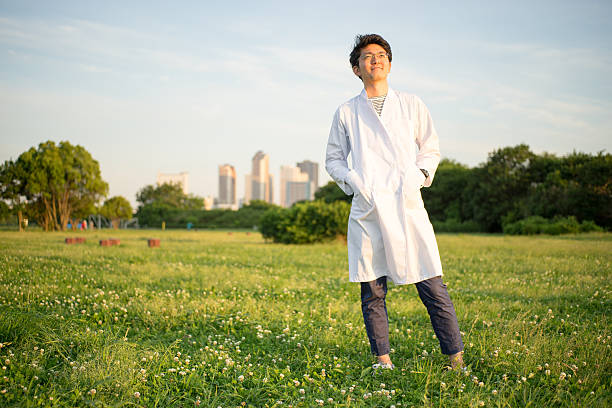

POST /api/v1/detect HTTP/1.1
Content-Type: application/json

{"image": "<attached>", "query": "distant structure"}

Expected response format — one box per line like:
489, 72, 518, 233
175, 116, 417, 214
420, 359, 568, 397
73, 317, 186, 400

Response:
157, 172, 189, 194
297, 160, 319, 191
218, 164, 238, 210
203, 196, 214, 210
280, 165, 314, 207
245, 151, 273, 204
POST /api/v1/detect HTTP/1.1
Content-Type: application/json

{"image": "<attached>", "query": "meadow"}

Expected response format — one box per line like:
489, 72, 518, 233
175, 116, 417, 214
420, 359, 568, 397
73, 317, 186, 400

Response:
0, 229, 610, 407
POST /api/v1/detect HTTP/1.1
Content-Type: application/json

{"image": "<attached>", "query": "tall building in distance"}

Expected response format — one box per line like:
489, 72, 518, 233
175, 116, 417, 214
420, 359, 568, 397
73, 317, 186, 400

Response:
203, 196, 214, 210
218, 164, 237, 209
297, 160, 319, 191
245, 151, 273, 204
280, 165, 314, 207
157, 171, 189, 195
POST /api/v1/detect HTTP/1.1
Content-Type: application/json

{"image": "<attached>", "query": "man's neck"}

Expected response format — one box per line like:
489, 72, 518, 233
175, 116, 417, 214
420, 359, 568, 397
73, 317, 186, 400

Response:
364, 81, 388, 98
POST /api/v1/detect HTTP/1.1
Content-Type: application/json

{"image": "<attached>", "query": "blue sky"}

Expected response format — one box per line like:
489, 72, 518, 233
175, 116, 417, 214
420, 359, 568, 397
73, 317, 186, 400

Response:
1, 1, 611, 205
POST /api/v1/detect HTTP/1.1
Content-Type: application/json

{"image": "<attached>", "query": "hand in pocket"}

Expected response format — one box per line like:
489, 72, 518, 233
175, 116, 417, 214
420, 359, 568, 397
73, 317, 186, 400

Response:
347, 170, 373, 206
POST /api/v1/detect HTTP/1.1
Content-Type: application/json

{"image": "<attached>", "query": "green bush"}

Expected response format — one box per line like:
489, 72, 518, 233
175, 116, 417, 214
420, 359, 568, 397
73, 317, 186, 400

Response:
431, 218, 482, 233
259, 200, 350, 244
502, 216, 603, 235
136, 200, 278, 229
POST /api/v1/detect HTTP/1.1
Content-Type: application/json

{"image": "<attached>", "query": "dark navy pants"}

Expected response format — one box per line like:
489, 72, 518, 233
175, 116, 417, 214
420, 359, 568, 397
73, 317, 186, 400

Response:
360, 276, 464, 356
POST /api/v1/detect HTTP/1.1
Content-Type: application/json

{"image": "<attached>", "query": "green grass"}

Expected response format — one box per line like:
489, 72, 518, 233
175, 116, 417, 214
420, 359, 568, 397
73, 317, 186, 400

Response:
0, 230, 610, 407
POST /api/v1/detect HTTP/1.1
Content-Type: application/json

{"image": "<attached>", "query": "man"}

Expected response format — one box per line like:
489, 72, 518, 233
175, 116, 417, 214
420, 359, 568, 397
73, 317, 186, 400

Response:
325, 34, 464, 370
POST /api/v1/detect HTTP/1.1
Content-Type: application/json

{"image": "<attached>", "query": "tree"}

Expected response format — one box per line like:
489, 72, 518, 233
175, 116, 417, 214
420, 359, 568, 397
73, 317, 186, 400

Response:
100, 196, 133, 229
314, 181, 352, 203
136, 183, 203, 211
464, 144, 536, 232
135, 183, 205, 227
519, 151, 612, 228
0, 159, 28, 231
421, 159, 472, 223
0, 201, 10, 223
2, 141, 108, 231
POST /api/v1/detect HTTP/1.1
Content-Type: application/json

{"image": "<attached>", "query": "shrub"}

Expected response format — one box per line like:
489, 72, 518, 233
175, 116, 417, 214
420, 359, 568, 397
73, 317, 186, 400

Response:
502, 216, 603, 235
259, 201, 350, 244
431, 218, 482, 233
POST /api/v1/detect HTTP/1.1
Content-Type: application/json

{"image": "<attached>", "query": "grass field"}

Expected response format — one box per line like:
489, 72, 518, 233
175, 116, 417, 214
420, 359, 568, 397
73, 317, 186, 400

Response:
0, 229, 610, 407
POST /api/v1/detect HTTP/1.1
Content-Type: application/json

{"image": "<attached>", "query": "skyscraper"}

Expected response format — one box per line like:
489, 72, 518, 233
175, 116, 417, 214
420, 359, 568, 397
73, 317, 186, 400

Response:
157, 172, 189, 194
218, 164, 237, 209
245, 151, 273, 204
280, 165, 313, 207
297, 160, 319, 191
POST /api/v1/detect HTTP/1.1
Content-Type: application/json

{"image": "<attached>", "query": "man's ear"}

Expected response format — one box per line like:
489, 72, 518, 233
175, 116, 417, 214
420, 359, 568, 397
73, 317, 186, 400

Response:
352, 65, 361, 79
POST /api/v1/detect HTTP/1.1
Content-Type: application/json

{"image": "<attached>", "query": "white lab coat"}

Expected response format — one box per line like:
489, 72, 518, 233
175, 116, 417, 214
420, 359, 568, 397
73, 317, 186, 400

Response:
325, 88, 443, 285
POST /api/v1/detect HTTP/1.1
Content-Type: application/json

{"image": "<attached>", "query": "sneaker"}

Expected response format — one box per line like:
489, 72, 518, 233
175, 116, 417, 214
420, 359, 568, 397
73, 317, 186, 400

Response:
449, 351, 465, 371
372, 362, 395, 370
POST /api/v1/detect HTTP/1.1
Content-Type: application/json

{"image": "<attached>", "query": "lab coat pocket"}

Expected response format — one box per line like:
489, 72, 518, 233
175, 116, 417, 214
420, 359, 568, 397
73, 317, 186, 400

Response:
402, 188, 424, 210
351, 192, 375, 219
347, 170, 372, 202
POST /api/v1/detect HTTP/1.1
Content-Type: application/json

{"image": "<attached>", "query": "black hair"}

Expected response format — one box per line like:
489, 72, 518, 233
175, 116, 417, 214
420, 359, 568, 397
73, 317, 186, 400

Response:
349, 33, 392, 69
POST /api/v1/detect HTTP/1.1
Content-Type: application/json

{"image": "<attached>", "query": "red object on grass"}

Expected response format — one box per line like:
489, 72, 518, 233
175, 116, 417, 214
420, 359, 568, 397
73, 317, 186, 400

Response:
148, 239, 160, 247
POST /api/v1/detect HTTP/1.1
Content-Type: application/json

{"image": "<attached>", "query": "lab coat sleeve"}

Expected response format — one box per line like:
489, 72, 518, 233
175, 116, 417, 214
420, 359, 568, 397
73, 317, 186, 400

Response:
325, 108, 354, 195
414, 97, 441, 187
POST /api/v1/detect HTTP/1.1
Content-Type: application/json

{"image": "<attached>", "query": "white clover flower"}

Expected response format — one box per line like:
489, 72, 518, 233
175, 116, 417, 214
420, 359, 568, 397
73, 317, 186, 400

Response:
299, 388, 305, 394
238, 375, 244, 382
134, 391, 140, 398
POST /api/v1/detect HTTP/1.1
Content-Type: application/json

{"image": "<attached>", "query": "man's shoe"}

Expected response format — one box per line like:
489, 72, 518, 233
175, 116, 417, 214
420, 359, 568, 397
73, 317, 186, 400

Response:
449, 351, 465, 371
372, 362, 395, 370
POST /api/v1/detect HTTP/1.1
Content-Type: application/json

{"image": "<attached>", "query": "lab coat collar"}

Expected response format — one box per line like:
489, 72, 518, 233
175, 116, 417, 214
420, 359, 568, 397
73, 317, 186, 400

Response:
358, 86, 394, 101
359, 87, 398, 120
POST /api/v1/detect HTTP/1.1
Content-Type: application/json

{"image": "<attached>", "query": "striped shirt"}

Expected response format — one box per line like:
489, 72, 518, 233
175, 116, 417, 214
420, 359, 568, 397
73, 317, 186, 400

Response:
369, 94, 387, 116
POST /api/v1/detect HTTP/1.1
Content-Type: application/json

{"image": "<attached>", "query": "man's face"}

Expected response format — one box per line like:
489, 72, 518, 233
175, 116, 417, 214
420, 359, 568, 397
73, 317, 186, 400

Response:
353, 43, 391, 83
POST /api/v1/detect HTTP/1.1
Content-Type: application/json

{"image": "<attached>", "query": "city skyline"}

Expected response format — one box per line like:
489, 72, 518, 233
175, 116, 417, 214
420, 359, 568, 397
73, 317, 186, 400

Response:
152, 155, 320, 208
1, 2, 610, 206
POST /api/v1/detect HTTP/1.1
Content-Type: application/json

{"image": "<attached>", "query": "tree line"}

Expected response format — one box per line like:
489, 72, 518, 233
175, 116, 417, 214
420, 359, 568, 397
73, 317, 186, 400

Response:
315, 144, 610, 234
1, 141, 609, 237
134, 181, 277, 229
